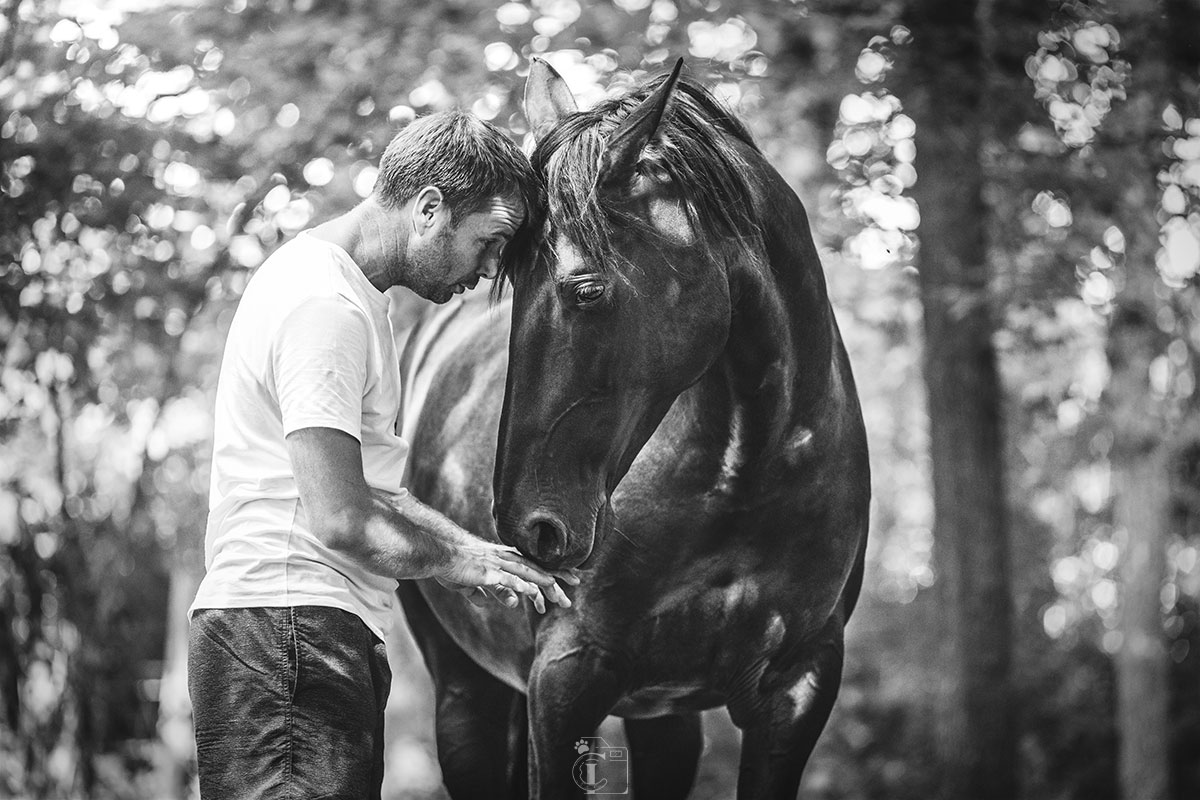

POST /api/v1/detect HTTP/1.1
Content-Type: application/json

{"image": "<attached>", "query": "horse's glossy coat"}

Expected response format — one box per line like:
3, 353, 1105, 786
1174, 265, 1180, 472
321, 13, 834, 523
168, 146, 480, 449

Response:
398, 61, 870, 799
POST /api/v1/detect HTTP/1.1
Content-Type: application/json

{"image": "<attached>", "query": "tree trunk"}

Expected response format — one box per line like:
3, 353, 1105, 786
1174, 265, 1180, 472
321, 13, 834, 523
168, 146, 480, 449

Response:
1113, 443, 1171, 800
1103, 2, 1174, 797
155, 544, 202, 800
900, 0, 1017, 797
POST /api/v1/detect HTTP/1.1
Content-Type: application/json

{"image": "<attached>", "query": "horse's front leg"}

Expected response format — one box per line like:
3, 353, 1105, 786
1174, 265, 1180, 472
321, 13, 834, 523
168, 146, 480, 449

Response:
730, 621, 845, 799
526, 637, 627, 799
397, 582, 527, 800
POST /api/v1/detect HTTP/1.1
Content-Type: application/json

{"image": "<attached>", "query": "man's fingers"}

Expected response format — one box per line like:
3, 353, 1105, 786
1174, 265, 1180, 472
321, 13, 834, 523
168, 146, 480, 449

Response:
547, 581, 571, 607
492, 550, 583, 588
487, 584, 519, 607
494, 551, 560, 586
476, 578, 568, 614
446, 583, 490, 608
489, 570, 567, 614
548, 567, 583, 586
482, 569, 540, 601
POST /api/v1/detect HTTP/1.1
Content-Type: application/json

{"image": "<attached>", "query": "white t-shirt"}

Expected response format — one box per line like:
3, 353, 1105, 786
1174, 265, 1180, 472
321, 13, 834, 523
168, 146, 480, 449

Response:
190, 231, 408, 641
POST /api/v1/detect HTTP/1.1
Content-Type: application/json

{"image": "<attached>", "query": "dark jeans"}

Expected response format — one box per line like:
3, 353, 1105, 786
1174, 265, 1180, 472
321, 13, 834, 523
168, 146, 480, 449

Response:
189, 606, 391, 800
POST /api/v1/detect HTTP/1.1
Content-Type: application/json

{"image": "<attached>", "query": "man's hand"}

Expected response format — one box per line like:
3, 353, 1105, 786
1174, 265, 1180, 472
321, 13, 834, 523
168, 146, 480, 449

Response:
433, 539, 580, 614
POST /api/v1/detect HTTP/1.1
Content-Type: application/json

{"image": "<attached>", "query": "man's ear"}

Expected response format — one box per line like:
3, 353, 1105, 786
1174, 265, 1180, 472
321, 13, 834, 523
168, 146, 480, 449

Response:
410, 186, 445, 235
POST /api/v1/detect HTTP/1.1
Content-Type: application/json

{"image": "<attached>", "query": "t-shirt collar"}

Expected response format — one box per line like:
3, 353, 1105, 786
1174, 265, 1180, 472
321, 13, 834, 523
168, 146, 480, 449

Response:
299, 230, 391, 312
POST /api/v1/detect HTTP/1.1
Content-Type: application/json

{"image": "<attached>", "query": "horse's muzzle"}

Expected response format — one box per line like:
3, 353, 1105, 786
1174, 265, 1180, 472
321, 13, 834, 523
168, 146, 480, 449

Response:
501, 503, 603, 571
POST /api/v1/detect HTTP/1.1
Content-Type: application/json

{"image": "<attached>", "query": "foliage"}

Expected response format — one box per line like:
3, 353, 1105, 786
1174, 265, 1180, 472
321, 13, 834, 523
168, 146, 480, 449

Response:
0, 0, 236, 793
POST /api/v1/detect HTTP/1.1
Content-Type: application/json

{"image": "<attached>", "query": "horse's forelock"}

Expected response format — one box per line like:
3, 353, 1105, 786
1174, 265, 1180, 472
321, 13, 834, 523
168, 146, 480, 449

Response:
506, 76, 766, 288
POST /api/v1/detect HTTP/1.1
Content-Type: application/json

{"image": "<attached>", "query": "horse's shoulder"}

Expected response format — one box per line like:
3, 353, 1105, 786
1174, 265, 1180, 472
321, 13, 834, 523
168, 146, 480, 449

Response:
399, 297, 511, 446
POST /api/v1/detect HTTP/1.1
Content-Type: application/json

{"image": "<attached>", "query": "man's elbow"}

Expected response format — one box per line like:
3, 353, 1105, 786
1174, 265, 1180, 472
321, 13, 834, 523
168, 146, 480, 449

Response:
309, 506, 369, 559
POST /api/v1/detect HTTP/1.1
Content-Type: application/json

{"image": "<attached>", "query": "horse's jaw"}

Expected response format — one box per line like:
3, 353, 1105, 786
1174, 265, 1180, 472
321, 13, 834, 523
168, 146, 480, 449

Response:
494, 386, 681, 570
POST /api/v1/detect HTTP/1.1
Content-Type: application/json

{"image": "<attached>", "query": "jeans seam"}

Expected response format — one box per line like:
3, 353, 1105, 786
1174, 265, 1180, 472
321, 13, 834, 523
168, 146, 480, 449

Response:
282, 608, 295, 794
288, 607, 300, 703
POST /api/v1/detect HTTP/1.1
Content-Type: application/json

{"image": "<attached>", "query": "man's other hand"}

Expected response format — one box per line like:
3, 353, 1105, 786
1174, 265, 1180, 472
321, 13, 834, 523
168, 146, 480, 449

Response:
433, 540, 580, 614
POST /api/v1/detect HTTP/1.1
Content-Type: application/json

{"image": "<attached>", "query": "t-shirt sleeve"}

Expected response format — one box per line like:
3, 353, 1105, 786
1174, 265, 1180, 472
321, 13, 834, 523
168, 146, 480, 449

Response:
272, 293, 372, 440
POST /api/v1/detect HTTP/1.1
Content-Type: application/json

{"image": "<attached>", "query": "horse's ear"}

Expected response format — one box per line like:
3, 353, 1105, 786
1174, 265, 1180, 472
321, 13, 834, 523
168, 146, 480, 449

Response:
524, 57, 577, 142
598, 58, 684, 193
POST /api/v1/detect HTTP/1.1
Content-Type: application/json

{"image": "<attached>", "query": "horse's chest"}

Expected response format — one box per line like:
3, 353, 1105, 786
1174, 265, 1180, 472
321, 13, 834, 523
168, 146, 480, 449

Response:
600, 591, 789, 717
600, 574, 797, 695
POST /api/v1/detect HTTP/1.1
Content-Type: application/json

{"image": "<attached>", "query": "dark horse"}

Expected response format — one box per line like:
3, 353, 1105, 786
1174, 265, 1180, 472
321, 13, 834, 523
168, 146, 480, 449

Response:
397, 60, 870, 799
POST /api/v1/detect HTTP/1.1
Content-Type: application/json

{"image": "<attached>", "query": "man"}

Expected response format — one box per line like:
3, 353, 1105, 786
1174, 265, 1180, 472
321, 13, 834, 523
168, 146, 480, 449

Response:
188, 111, 570, 799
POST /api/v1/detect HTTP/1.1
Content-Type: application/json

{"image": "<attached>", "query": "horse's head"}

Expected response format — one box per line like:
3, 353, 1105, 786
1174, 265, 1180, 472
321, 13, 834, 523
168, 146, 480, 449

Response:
492, 60, 764, 569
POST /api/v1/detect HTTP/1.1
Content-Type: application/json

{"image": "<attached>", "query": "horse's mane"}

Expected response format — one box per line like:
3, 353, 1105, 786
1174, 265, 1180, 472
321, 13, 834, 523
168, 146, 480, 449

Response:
507, 73, 767, 286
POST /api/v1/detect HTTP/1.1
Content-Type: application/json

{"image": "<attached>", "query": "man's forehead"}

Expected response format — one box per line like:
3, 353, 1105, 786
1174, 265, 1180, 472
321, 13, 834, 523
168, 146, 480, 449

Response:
477, 195, 525, 230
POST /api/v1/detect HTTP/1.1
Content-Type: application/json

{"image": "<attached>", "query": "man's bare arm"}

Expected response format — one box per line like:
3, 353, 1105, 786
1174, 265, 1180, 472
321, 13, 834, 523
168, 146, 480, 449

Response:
286, 426, 573, 611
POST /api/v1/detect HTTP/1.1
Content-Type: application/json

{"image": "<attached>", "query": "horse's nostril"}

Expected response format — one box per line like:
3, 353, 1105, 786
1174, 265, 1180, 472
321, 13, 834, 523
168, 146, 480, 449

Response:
529, 517, 566, 562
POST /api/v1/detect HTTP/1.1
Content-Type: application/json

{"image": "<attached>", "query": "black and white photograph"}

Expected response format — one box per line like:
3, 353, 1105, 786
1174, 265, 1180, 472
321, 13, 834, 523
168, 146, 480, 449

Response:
1, 0, 1198, 798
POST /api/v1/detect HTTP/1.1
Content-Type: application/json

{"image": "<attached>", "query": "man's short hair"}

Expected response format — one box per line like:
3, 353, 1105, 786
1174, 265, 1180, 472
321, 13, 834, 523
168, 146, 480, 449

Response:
374, 112, 541, 265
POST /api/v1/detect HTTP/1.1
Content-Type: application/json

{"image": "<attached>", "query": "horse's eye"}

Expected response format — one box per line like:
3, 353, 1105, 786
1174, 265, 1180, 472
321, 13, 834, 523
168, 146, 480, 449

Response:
574, 282, 606, 306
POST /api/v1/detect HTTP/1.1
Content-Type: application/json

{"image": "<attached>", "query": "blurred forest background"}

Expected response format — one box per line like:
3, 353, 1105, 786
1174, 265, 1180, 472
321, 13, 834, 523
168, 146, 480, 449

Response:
1, 0, 1199, 797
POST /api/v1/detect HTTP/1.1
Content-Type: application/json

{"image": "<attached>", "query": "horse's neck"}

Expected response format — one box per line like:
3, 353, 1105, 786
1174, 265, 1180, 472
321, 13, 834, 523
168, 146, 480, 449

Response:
710, 169, 839, 491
